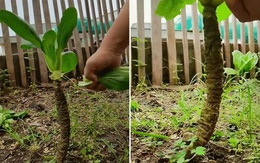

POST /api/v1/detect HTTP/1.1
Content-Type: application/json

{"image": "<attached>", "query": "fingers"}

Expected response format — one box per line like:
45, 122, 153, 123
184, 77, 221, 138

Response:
225, 0, 251, 22
225, 0, 260, 22
245, 1, 260, 21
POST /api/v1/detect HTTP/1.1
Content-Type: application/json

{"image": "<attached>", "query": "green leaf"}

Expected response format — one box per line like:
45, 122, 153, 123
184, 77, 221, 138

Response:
224, 68, 238, 76
78, 80, 93, 87
0, 107, 15, 114
216, 2, 232, 22
228, 137, 240, 148
98, 67, 129, 91
132, 130, 170, 140
13, 110, 28, 119
232, 50, 243, 70
174, 139, 184, 147
0, 10, 41, 48
78, 67, 129, 91
156, 0, 196, 20
177, 157, 185, 163
78, 76, 93, 86
231, 50, 258, 75
62, 51, 78, 73
198, 1, 231, 22
189, 136, 197, 143
57, 7, 77, 52
194, 146, 206, 156
21, 39, 37, 49
174, 150, 186, 163
0, 113, 7, 126
241, 52, 258, 72
42, 30, 58, 72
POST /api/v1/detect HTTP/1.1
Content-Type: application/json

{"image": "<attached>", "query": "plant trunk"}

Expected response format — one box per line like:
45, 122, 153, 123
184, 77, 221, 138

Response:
194, 5, 224, 147
55, 81, 70, 163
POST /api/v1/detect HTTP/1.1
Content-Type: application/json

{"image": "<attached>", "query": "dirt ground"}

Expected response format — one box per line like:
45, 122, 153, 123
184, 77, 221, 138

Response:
131, 85, 260, 163
0, 85, 129, 163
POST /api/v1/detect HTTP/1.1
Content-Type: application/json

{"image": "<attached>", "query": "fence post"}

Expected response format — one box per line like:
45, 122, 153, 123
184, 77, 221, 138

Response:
33, 0, 49, 84
191, 3, 202, 80
166, 20, 178, 84
224, 19, 231, 67
11, 0, 27, 86
136, 0, 145, 82
151, 0, 162, 85
181, 8, 190, 84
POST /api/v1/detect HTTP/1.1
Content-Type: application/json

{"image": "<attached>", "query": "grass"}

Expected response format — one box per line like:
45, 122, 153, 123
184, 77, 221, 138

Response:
131, 79, 260, 162
0, 86, 129, 162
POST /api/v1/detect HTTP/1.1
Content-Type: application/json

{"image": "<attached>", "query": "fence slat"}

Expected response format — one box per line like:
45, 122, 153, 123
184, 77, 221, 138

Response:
136, 0, 145, 81
116, 0, 120, 15
258, 21, 260, 66
224, 19, 231, 67
248, 22, 255, 77
181, 8, 190, 84
248, 22, 255, 52
42, 0, 52, 30
240, 23, 246, 53
232, 16, 238, 50
90, 0, 100, 47
52, 0, 60, 25
109, 0, 115, 22
11, 0, 27, 86
33, 0, 49, 84
151, 0, 162, 85
97, 0, 105, 39
22, 0, 36, 84
77, 0, 91, 59
191, 3, 202, 77
0, 1, 16, 86
120, 0, 125, 6
85, 0, 95, 53
102, 0, 110, 32
166, 20, 178, 84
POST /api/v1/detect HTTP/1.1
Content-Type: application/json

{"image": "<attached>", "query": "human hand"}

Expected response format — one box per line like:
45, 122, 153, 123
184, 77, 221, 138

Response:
84, 49, 122, 91
225, 0, 260, 22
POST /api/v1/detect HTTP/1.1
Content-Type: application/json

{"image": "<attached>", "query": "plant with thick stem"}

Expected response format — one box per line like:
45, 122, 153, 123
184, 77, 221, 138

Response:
0, 8, 78, 162
156, 0, 232, 158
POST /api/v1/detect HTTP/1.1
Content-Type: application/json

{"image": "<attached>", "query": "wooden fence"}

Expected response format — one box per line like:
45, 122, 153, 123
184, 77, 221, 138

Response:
131, 1, 260, 85
0, 0, 126, 87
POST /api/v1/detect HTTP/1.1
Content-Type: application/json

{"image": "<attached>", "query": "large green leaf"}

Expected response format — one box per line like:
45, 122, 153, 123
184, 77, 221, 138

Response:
156, 0, 196, 20
0, 10, 41, 48
62, 51, 78, 73
198, 1, 232, 22
98, 67, 129, 91
241, 52, 258, 73
232, 50, 243, 70
57, 7, 77, 52
224, 68, 238, 76
21, 39, 37, 49
231, 50, 258, 75
42, 30, 58, 72
78, 67, 129, 91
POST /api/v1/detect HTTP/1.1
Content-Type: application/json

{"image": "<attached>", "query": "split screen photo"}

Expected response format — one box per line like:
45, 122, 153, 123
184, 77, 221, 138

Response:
0, 0, 260, 162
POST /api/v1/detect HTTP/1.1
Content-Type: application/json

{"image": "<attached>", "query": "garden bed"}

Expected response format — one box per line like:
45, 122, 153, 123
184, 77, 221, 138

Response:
0, 86, 129, 163
131, 80, 260, 163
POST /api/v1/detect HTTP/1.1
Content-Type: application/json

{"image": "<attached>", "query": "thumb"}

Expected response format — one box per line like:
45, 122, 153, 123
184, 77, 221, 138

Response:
84, 64, 98, 83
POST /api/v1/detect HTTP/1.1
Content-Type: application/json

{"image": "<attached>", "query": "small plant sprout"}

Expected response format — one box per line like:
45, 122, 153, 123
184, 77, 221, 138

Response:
0, 8, 78, 162
0, 105, 28, 130
224, 50, 258, 78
